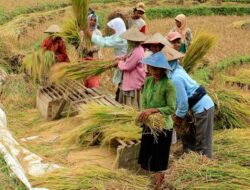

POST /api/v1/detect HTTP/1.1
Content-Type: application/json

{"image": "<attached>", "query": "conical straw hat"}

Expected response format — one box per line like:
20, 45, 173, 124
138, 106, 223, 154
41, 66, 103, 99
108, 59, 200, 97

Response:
121, 27, 147, 42
162, 45, 185, 61
44, 24, 62, 33
142, 33, 171, 46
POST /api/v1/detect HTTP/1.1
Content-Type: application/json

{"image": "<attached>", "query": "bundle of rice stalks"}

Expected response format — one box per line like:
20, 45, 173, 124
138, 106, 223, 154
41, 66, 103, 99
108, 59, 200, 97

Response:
61, 18, 80, 47
22, 49, 56, 82
50, 60, 113, 83
31, 165, 150, 190
62, 104, 165, 146
71, 0, 92, 53
219, 68, 250, 85
182, 32, 216, 73
211, 89, 250, 129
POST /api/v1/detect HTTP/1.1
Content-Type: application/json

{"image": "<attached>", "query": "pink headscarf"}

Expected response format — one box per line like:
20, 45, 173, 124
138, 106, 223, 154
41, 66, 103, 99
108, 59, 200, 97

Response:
175, 14, 187, 40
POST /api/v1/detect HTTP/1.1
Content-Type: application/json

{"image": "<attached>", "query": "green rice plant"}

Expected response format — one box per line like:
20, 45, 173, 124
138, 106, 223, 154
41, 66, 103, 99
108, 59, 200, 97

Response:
211, 89, 250, 129
31, 165, 150, 190
182, 32, 216, 73
22, 49, 56, 82
191, 67, 213, 87
0, 59, 12, 74
50, 60, 113, 83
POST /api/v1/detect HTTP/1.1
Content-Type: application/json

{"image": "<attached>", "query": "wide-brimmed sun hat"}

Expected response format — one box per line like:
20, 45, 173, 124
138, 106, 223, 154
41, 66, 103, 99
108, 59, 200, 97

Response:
142, 33, 171, 46
142, 51, 172, 70
44, 24, 62, 33
162, 45, 185, 61
167, 32, 182, 42
120, 27, 146, 42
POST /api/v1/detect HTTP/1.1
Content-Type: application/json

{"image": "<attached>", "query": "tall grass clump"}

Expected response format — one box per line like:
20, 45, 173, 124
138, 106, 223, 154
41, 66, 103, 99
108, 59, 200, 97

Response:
31, 165, 150, 190
182, 32, 216, 73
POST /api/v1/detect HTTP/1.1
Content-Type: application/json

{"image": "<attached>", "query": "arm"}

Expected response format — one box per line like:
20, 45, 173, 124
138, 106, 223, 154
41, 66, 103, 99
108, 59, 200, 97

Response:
91, 33, 124, 48
172, 78, 189, 118
185, 29, 192, 47
157, 81, 176, 117
117, 48, 142, 72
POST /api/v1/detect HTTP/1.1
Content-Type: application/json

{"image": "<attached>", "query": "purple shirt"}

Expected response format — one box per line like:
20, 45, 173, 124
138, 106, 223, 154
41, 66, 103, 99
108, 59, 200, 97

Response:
118, 45, 146, 91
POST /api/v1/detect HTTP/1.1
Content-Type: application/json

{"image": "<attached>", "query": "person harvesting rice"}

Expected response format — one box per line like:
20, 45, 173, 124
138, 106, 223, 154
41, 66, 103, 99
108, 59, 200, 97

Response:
128, 2, 147, 34
170, 14, 192, 53
87, 17, 127, 97
82, 12, 103, 88
113, 27, 147, 108
138, 51, 176, 190
163, 46, 214, 159
166, 31, 182, 52
42, 24, 70, 63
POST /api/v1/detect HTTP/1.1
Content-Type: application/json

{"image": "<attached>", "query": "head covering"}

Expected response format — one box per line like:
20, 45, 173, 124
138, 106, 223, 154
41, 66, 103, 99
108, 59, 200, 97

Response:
121, 27, 146, 42
44, 24, 62, 33
167, 31, 182, 42
135, 2, 145, 13
162, 45, 185, 61
88, 13, 99, 31
175, 14, 187, 39
142, 51, 172, 70
107, 17, 127, 36
142, 33, 171, 46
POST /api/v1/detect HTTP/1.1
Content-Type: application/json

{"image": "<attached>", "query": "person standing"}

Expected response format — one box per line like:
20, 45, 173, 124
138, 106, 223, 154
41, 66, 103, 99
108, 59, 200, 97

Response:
163, 46, 214, 158
138, 51, 176, 190
113, 27, 146, 108
170, 14, 192, 53
42, 24, 70, 63
128, 2, 147, 34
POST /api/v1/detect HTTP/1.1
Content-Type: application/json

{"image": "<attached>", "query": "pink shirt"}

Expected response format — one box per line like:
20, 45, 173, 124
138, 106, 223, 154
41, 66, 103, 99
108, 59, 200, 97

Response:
118, 45, 146, 91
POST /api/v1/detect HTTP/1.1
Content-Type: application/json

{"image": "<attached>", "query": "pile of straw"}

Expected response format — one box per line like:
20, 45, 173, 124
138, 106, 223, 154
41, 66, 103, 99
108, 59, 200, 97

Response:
62, 104, 166, 147
50, 60, 113, 83
182, 32, 216, 73
165, 129, 250, 189
31, 165, 151, 190
22, 49, 56, 82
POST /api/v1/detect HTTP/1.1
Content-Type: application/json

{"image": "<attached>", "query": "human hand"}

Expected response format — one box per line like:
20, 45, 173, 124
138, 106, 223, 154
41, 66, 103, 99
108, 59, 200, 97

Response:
172, 114, 183, 127
138, 108, 158, 122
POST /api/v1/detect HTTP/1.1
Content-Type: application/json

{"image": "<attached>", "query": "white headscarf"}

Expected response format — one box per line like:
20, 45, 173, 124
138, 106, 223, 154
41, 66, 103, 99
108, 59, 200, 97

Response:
107, 17, 126, 36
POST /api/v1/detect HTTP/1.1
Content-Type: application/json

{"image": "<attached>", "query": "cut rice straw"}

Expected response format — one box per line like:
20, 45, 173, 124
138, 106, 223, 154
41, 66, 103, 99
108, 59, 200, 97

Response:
50, 60, 113, 83
31, 165, 151, 190
182, 31, 216, 73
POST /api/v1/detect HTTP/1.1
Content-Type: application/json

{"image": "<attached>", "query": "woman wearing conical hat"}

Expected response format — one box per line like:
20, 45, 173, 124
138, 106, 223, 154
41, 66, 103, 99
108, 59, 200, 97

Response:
42, 24, 69, 63
163, 46, 214, 159
138, 51, 176, 190
112, 27, 147, 108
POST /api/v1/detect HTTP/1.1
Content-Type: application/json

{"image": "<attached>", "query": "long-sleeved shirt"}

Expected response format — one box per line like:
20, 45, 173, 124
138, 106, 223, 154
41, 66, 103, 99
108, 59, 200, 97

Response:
91, 33, 127, 56
168, 60, 214, 118
118, 45, 146, 91
41, 36, 70, 62
141, 77, 176, 130
128, 18, 147, 34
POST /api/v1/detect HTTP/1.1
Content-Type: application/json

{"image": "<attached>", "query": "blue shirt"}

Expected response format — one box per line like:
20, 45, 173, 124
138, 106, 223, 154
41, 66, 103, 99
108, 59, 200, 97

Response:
92, 34, 127, 56
168, 60, 214, 118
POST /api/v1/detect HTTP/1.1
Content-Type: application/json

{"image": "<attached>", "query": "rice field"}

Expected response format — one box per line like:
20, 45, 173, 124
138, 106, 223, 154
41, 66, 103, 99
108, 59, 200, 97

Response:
0, 0, 250, 189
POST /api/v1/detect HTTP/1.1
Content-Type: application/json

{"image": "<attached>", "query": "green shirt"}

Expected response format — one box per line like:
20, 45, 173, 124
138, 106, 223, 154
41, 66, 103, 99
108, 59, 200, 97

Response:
141, 76, 176, 130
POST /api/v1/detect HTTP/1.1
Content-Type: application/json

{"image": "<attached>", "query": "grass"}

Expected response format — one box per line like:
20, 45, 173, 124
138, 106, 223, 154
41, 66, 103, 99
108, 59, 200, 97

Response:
0, 154, 26, 190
